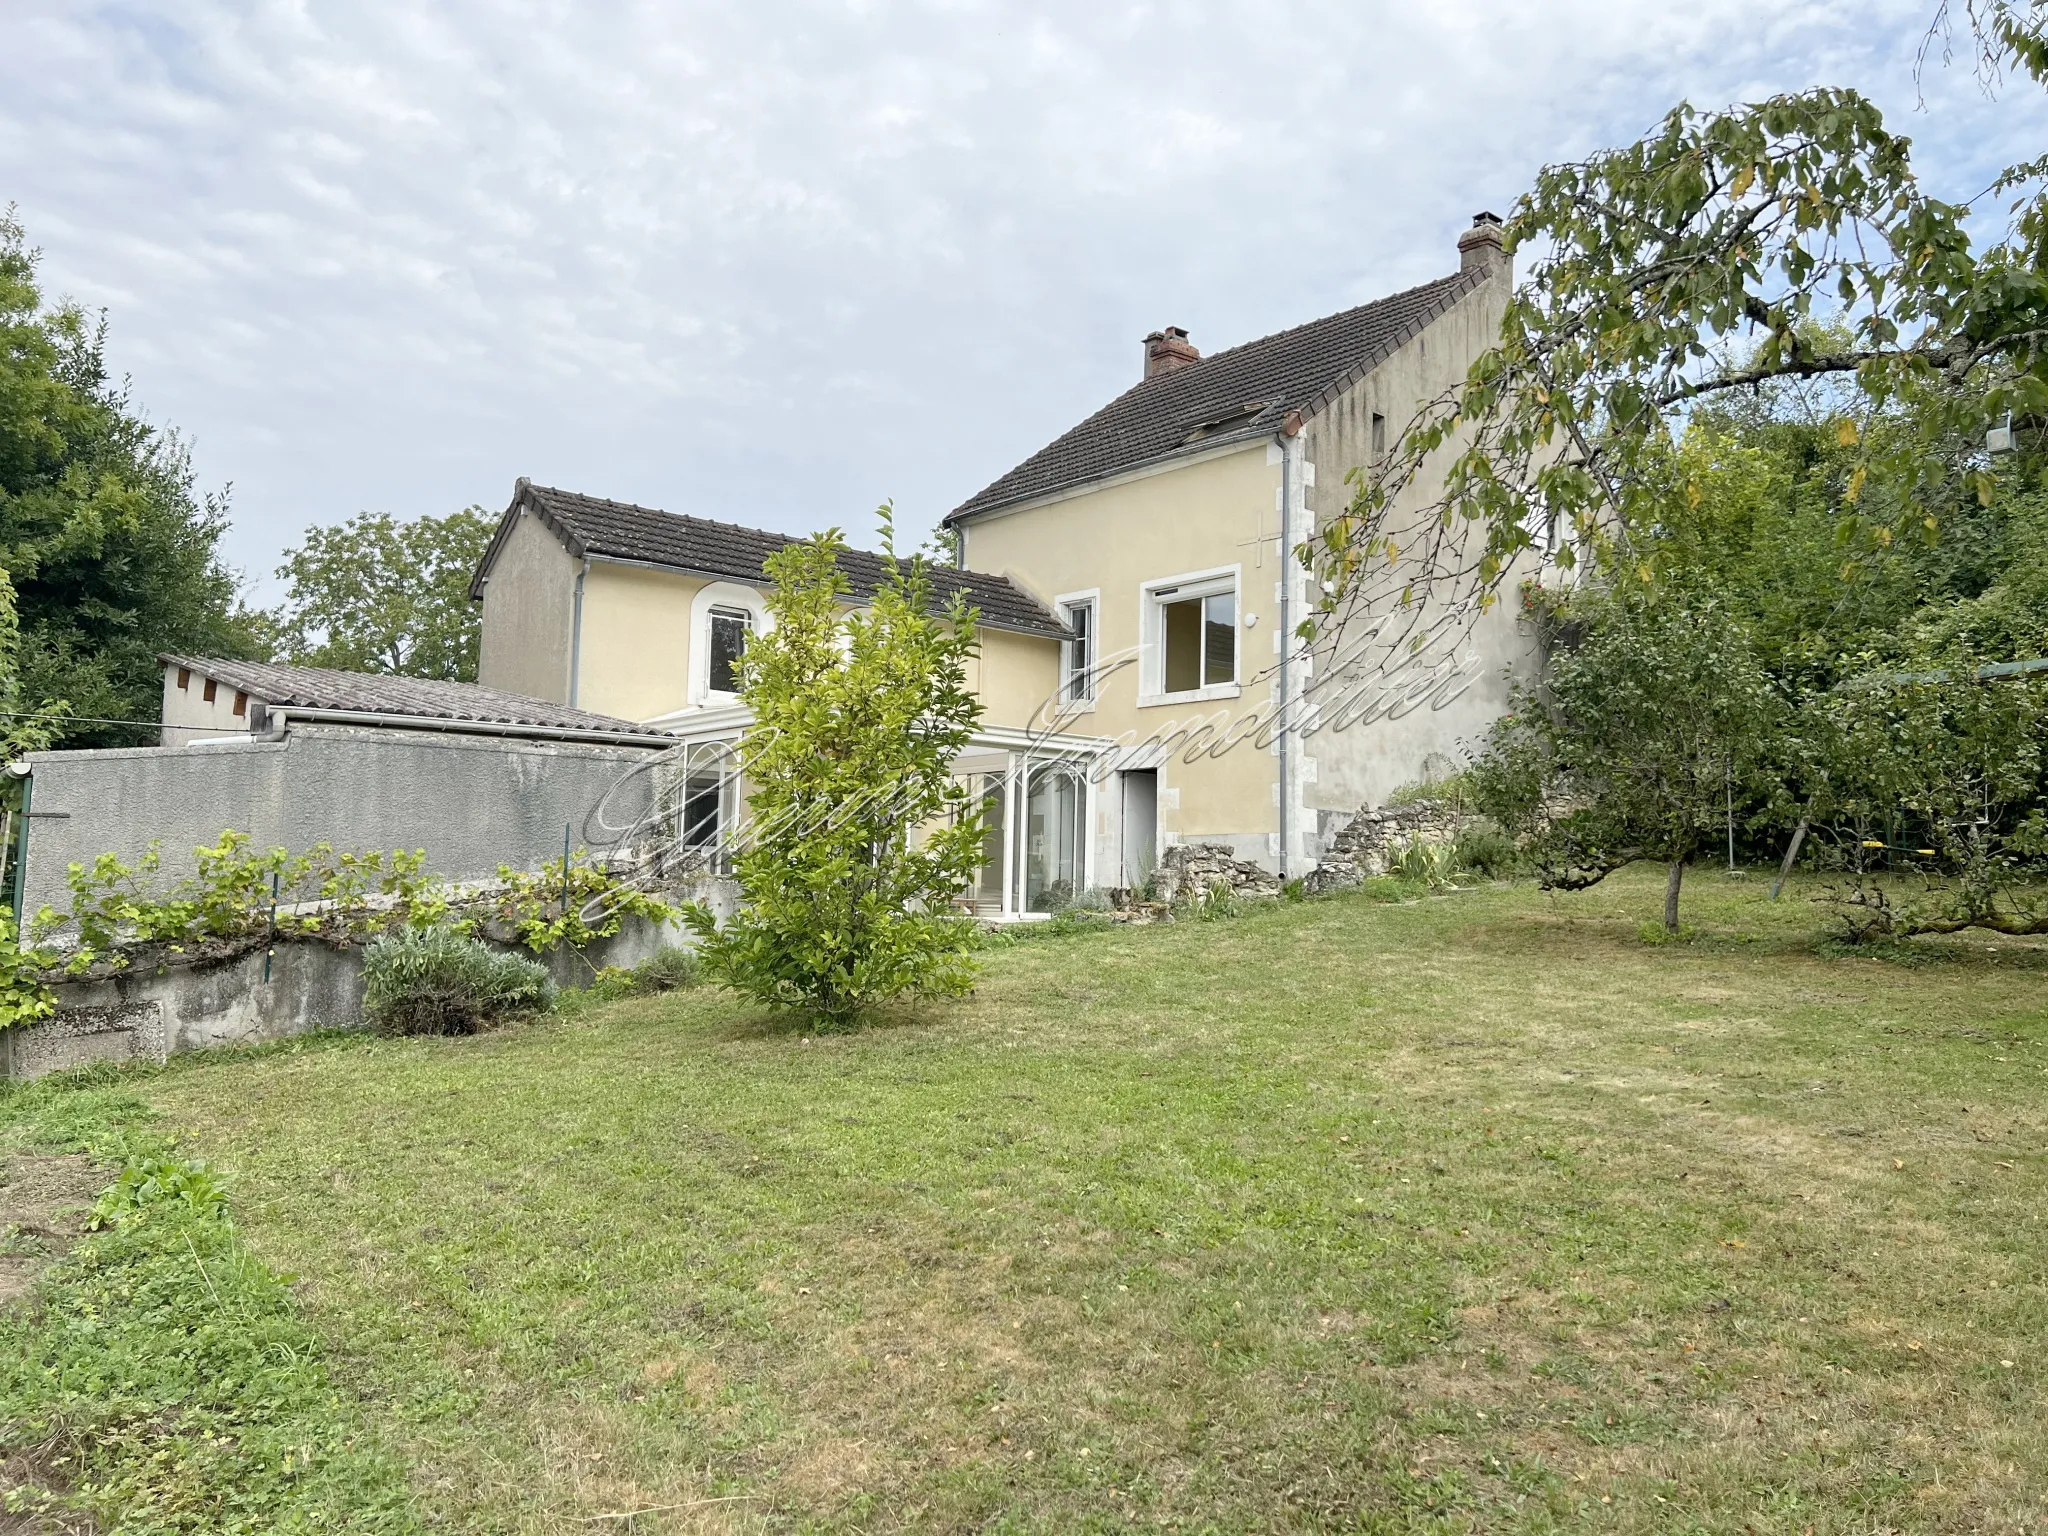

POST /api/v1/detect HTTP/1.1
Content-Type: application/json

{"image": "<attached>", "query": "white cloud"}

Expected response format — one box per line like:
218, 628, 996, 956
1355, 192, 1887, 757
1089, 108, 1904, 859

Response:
2, 0, 2040, 593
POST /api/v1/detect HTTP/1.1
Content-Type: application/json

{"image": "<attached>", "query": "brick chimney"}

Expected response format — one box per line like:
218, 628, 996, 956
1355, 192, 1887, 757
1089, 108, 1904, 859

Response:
1143, 326, 1200, 379
1457, 211, 1508, 280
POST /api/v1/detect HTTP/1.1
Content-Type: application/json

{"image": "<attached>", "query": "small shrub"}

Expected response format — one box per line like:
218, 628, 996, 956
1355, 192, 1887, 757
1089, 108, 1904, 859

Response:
1360, 875, 1424, 903
491, 850, 677, 954
361, 925, 555, 1037
1064, 887, 1115, 914
0, 912, 57, 1030
1384, 767, 1473, 810
1452, 820, 1524, 881
631, 944, 699, 992
89, 1153, 229, 1229
1393, 837, 1458, 892
1195, 880, 1238, 921
1283, 877, 1309, 902
581, 965, 640, 1002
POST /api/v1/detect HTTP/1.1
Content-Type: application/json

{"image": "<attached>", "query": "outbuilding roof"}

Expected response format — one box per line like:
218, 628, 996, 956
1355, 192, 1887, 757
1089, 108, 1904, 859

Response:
945, 269, 1481, 525
474, 484, 1069, 639
159, 655, 670, 741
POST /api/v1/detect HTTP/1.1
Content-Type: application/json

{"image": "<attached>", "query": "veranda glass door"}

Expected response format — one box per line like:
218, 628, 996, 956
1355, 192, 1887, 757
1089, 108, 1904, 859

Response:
1023, 763, 1084, 913
974, 772, 1007, 913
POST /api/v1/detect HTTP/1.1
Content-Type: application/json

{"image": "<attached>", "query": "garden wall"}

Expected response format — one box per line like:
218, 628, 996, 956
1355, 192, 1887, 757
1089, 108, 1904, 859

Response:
0, 899, 729, 1082
18, 722, 662, 921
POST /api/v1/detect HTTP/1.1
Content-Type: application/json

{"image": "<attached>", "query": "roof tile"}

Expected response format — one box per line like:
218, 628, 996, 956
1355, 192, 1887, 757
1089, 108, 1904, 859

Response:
159, 655, 666, 738
486, 487, 1069, 639
946, 270, 1480, 524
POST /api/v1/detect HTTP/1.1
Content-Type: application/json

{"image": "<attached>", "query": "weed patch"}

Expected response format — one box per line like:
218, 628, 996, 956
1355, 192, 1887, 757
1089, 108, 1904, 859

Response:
0, 1073, 418, 1533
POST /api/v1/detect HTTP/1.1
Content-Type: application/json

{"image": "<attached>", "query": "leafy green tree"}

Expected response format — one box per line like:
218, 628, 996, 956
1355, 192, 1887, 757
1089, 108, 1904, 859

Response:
1324, 6, 2048, 940
1472, 581, 1784, 932
0, 209, 257, 745
683, 509, 986, 1024
267, 507, 493, 680
1312, 5, 2048, 617
0, 569, 63, 762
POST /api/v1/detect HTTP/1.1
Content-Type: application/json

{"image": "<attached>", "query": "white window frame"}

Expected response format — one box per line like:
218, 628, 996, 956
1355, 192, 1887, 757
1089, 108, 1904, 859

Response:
1053, 587, 1100, 712
1138, 563, 1242, 708
687, 581, 773, 707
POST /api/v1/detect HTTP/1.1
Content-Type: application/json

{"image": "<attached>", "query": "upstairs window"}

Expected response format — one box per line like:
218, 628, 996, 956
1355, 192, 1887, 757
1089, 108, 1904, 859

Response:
707, 607, 751, 694
1157, 582, 1236, 694
1062, 599, 1095, 703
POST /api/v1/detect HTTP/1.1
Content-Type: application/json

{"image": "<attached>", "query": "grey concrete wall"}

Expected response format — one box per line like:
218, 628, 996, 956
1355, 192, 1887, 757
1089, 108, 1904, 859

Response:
0, 903, 725, 1080
3, 939, 366, 1078
19, 722, 661, 921
478, 506, 577, 702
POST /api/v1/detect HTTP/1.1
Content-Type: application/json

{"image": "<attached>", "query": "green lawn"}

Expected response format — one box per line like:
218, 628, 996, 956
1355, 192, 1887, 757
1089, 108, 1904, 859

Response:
36, 871, 2048, 1530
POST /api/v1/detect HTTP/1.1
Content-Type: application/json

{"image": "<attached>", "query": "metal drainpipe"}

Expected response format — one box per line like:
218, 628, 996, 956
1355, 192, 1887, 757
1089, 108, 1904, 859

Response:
568, 556, 590, 707
1276, 422, 1301, 882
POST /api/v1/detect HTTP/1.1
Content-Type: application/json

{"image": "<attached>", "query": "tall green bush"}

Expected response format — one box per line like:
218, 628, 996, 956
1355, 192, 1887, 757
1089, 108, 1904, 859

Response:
684, 508, 985, 1025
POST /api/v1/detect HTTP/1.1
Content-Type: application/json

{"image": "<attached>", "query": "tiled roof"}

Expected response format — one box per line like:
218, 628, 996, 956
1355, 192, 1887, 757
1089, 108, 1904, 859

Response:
478, 485, 1069, 640
159, 655, 669, 740
945, 270, 1481, 524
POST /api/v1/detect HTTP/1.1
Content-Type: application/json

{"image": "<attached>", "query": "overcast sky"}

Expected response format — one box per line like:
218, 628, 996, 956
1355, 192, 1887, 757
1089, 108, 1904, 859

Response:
4, 1, 2042, 599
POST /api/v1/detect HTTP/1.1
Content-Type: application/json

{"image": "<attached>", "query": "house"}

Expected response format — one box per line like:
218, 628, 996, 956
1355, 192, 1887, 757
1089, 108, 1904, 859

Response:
467, 485, 1098, 914
945, 213, 1537, 885
467, 213, 1540, 915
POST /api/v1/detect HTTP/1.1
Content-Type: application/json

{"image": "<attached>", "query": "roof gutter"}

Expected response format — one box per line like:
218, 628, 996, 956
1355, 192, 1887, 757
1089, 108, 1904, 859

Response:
271, 706, 675, 749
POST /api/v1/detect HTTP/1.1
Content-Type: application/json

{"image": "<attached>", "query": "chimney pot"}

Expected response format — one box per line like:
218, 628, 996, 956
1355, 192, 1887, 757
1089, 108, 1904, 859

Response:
1457, 211, 1509, 280
1143, 325, 1200, 379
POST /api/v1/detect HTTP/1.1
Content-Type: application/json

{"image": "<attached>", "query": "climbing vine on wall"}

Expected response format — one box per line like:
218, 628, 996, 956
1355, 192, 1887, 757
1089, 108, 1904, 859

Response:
19, 831, 675, 992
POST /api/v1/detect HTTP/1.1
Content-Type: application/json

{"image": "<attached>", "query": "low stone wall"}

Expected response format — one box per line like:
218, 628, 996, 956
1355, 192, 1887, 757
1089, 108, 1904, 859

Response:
1158, 843, 1282, 903
1306, 799, 1476, 894
0, 903, 713, 1081
3, 939, 365, 1080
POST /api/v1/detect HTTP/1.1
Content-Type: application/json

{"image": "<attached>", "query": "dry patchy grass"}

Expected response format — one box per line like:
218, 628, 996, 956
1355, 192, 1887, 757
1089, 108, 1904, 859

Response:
131, 868, 2048, 1533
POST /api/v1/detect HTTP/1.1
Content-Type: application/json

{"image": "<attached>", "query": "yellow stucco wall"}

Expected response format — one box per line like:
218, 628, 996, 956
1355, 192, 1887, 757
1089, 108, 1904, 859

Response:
966, 625, 1063, 733
958, 442, 1286, 848
529, 552, 1061, 731
574, 563, 706, 723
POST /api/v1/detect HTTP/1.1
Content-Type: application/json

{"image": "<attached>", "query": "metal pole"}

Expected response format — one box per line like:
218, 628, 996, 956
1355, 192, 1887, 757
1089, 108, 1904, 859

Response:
8, 772, 31, 926
1726, 756, 1735, 873
562, 822, 573, 916
263, 869, 279, 982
